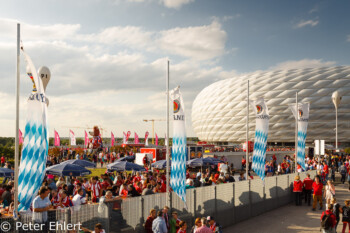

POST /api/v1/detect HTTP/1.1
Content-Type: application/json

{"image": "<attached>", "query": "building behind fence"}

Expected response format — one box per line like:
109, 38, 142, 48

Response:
0, 170, 317, 233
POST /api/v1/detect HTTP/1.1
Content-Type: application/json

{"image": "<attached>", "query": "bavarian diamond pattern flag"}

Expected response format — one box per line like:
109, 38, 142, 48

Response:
250, 98, 269, 180
18, 47, 49, 211
289, 103, 310, 171
170, 87, 186, 204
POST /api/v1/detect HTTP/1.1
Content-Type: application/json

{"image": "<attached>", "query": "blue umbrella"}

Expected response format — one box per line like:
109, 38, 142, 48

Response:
46, 163, 92, 177
117, 155, 135, 162
61, 159, 96, 168
107, 161, 145, 172
151, 160, 171, 169
186, 158, 215, 167
0, 168, 14, 177
204, 157, 223, 165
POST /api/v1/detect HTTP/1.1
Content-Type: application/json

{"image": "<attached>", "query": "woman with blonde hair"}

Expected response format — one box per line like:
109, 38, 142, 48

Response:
293, 175, 303, 206
324, 180, 335, 209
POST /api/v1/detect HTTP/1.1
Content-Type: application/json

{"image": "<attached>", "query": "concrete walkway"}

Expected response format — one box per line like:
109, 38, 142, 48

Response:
225, 182, 349, 233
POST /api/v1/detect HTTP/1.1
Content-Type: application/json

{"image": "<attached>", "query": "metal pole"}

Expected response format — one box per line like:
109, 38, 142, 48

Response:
14, 23, 20, 218
335, 107, 338, 151
166, 60, 170, 207
295, 92, 298, 173
246, 80, 249, 180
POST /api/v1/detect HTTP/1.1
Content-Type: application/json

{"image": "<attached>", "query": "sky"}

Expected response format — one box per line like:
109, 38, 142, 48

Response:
0, 0, 350, 138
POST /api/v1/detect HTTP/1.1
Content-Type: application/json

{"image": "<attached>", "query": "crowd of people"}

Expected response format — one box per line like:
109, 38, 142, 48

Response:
291, 154, 350, 233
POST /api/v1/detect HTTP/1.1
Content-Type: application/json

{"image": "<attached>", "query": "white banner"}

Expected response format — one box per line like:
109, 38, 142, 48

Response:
249, 97, 269, 180
289, 103, 310, 171
170, 87, 186, 204
70, 130, 76, 146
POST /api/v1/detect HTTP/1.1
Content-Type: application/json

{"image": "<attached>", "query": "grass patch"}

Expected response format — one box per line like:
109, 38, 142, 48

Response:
85, 168, 107, 179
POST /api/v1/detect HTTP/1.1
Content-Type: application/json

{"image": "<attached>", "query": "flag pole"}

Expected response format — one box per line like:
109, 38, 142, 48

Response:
295, 92, 298, 173
246, 80, 249, 180
14, 23, 20, 218
166, 60, 170, 207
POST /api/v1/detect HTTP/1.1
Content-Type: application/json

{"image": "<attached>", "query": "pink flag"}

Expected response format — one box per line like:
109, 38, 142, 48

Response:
155, 133, 158, 146
111, 132, 115, 147
54, 130, 60, 146
19, 129, 23, 144
145, 131, 149, 146
134, 132, 139, 144
85, 130, 89, 147
126, 131, 131, 142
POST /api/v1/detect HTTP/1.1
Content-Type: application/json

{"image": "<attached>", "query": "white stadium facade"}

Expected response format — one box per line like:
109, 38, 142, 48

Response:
191, 66, 350, 144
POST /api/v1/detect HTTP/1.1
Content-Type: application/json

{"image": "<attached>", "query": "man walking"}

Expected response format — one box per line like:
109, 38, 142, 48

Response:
312, 176, 324, 211
303, 173, 313, 206
152, 211, 168, 233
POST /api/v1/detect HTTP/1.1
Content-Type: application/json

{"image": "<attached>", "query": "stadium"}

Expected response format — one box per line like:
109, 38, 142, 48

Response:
191, 66, 350, 144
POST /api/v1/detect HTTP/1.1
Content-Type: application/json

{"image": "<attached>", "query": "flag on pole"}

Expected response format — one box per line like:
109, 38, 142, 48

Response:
289, 103, 309, 171
250, 97, 269, 180
111, 132, 115, 147
18, 47, 49, 211
70, 130, 76, 146
54, 130, 60, 147
145, 131, 149, 146
19, 129, 23, 144
123, 132, 126, 144
84, 130, 89, 147
155, 133, 158, 146
126, 131, 131, 143
170, 87, 187, 204
135, 132, 139, 144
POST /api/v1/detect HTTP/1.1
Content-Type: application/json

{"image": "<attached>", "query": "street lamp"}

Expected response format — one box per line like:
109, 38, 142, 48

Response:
332, 91, 342, 152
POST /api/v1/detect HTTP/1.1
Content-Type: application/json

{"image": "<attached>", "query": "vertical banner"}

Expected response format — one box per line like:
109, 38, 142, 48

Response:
54, 130, 60, 147
145, 131, 149, 146
19, 129, 23, 144
84, 130, 89, 147
289, 103, 309, 171
70, 130, 76, 146
111, 132, 115, 147
170, 87, 186, 204
155, 133, 158, 146
126, 131, 131, 143
134, 132, 139, 144
250, 97, 269, 180
123, 132, 126, 144
18, 48, 49, 211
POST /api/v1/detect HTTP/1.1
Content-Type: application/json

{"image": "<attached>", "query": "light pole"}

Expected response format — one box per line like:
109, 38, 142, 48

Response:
332, 91, 342, 152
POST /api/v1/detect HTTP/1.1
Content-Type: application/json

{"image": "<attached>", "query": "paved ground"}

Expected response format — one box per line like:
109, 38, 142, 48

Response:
225, 182, 350, 233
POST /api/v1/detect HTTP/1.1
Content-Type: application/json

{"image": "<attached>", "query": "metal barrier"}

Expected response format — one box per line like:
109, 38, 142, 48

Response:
0, 170, 317, 233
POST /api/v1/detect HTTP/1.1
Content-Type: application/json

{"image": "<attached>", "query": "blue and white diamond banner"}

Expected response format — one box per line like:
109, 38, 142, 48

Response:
250, 98, 269, 180
18, 48, 49, 211
289, 103, 309, 171
170, 87, 186, 204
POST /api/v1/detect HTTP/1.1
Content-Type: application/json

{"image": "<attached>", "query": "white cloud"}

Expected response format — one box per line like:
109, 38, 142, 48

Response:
0, 18, 81, 41
158, 20, 227, 60
309, 6, 318, 14
347, 35, 350, 42
160, 0, 195, 9
83, 20, 227, 60
269, 59, 336, 70
294, 19, 319, 28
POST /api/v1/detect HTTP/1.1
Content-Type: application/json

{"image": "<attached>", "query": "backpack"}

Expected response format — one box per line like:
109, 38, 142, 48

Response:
321, 214, 332, 230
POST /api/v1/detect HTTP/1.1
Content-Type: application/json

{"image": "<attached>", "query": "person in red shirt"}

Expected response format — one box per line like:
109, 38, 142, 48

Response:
241, 156, 246, 171
1, 156, 5, 167
312, 176, 324, 211
91, 177, 102, 203
303, 173, 314, 206
144, 209, 156, 233
177, 221, 187, 233
132, 172, 142, 184
134, 181, 143, 194
293, 175, 303, 206
320, 204, 337, 231
323, 161, 329, 181
58, 190, 73, 208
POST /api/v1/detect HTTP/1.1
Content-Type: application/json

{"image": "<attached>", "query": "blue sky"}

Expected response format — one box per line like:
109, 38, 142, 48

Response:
0, 0, 349, 137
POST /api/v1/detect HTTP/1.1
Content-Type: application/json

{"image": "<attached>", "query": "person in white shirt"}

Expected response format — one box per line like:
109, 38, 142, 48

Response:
219, 162, 228, 174
72, 188, 86, 211
82, 223, 106, 233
